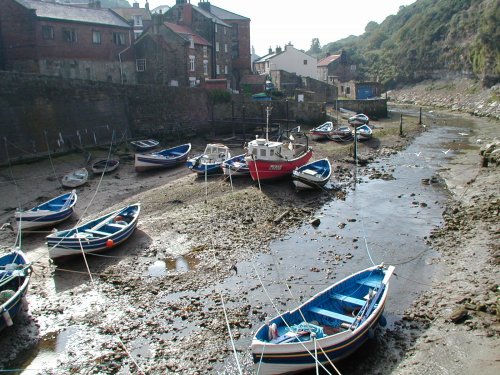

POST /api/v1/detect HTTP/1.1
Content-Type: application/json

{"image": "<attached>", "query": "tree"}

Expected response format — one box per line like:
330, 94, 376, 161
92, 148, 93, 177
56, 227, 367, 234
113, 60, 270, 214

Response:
309, 38, 321, 55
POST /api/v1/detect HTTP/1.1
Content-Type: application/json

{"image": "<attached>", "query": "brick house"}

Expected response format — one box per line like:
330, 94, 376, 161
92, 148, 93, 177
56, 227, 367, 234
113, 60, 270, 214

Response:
316, 50, 356, 85
134, 19, 211, 87
340, 80, 382, 99
111, 1, 152, 41
0, 0, 136, 83
163, 0, 250, 90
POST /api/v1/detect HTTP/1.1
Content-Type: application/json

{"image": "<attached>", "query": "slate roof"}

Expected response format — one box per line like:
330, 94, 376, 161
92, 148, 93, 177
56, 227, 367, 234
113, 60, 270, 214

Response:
15, 0, 130, 27
111, 8, 152, 21
164, 22, 211, 46
207, 5, 250, 21
317, 54, 340, 67
193, 5, 230, 27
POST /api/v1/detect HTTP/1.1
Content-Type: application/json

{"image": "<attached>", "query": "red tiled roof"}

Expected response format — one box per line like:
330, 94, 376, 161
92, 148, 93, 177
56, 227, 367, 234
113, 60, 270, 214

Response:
164, 22, 211, 46
317, 54, 340, 67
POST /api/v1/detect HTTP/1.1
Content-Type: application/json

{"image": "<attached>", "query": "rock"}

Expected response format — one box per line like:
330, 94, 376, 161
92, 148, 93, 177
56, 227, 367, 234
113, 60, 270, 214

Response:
449, 306, 468, 323
310, 217, 321, 227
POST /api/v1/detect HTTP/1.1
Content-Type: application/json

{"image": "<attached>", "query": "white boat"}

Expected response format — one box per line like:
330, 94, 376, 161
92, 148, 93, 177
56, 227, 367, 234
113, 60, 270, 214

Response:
61, 168, 88, 188
15, 190, 77, 230
186, 144, 231, 176
354, 124, 373, 141
309, 121, 335, 140
348, 113, 370, 126
251, 264, 395, 375
221, 154, 250, 177
292, 158, 332, 190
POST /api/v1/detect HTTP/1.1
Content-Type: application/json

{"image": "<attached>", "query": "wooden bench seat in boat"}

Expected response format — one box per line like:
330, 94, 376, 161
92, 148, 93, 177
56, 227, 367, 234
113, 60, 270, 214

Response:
357, 277, 381, 288
107, 223, 126, 229
85, 229, 109, 237
331, 293, 366, 306
309, 306, 355, 324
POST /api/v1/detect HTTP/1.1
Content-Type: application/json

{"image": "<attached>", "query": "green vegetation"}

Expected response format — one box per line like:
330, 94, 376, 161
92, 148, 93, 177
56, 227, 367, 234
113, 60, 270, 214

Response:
310, 0, 499, 89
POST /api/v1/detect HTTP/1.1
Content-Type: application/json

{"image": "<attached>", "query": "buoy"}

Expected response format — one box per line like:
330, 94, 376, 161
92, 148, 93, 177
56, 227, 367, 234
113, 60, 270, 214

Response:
2, 309, 13, 327
106, 239, 114, 248
114, 216, 123, 222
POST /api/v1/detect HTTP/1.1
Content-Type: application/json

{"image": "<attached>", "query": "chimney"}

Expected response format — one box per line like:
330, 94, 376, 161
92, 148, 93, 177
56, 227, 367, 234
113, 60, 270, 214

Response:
95, 0, 101, 8
268, 47, 273, 54
198, 0, 211, 12
133, 1, 139, 8
276, 46, 282, 54
145, 0, 149, 11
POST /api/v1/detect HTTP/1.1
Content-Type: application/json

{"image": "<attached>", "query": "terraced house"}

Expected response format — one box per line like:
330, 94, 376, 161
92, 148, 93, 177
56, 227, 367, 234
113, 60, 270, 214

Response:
0, 0, 136, 83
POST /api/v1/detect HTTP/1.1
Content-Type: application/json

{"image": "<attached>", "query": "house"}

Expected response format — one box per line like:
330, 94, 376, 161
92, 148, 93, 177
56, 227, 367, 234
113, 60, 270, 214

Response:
111, 1, 152, 41
316, 50, 356, 85
253, 43, 317, 79
0, 0, 135, 83
162, 1, 250, 90
135, 18, 212, 87
340, 80, 382, 99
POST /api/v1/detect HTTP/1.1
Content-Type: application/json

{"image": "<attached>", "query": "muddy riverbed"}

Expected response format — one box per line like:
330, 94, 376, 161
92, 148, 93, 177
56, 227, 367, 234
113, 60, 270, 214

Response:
0, 109, 498, 374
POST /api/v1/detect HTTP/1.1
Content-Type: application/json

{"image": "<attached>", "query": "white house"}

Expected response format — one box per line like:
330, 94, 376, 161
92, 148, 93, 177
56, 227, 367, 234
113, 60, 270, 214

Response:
253, 43, 317, 79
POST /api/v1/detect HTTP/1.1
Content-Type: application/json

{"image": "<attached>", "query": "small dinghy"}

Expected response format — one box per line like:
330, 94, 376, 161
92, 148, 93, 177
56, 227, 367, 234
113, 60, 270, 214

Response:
251, 264, 395, 375
135, 143, 191, 172
186, 143, 230, 176
91, 159, 119, 174
46, 203, 140, 261
15, 190, 77, 230
309, 121, 335, 140
354, 124, 373, 141
327, 126, 353, 142
348, 113, 370, 126
61, 168, 88, 188
292, 158, 332, 190
130, 139, 159, 152
0, 250, 31, 331
221, 154, 250, 178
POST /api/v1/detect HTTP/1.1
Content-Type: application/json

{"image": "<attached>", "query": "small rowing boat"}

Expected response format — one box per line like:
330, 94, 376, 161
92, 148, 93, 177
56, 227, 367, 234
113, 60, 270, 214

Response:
91, 159, 119, 174
292, 158, 332, 190
130, 139, 160, 152
0, 250, 31, 331
46, 203, 140, 261
61, 168, 88, 188
15, 190, 77, 230
134, 143, 191, 172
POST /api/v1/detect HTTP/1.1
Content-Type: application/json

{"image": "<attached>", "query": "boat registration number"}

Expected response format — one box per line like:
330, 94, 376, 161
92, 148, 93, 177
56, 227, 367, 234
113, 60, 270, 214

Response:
269, 165, 282, 171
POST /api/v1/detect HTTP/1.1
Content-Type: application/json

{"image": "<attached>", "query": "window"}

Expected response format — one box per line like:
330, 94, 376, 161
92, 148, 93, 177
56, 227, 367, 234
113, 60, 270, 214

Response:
133, 15, 143, 26
189, 77, 196, 87
224, 65, 228, 74
113, 32, 125, 46
214, 24, 217, 33
92, 30, 101, 44
203, 60, 208, 75
136, 59, 146, 72
189, 36, 194, 49
346, 87, 351, 95
62, 28, 77, 43
215, 42, 219, 52
224, 44, 227, 53
303, 60, 308, 65
42, 25, 54, 40
216, 65, 220, 75
189, 55, 195, 71
203, 46, 208, 58
134, 31, 141, 40
224, 26, 226, 35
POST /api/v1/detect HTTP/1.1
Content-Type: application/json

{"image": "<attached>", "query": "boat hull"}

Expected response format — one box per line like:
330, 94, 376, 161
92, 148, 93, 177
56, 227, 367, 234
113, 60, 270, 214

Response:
62, 168, 88, 188
246, 149, 313, 181
0, 250, 31, 331
134, 144, 191, 172
251, 264, 394, 375
15, 191, 77, 230
46, 203, 140, 260
221, 154, 250, 177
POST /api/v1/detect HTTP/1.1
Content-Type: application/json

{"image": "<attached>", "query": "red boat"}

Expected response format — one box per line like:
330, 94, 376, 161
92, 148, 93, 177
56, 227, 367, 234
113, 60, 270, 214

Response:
244, 107, 313, 181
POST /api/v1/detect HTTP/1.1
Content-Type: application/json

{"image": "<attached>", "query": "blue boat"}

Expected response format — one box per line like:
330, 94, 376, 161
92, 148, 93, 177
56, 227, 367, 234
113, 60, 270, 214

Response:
221, 154, 250, 178
15, 190, 77, 230
251, 264, 395, 375
46, 203, 140, 261
292, 158, 332, 190
134, 143, 191, 172
186, 143, 230, 176
0, 250, 31, 331
129, 139, 159, 152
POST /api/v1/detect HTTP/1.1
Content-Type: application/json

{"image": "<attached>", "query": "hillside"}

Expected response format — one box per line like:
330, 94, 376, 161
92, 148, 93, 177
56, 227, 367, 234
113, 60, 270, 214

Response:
311, 0, 499, 89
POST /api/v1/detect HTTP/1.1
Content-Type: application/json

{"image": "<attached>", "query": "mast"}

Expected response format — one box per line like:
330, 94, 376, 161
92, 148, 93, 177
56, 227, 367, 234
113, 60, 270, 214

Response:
265, 105, 272, 142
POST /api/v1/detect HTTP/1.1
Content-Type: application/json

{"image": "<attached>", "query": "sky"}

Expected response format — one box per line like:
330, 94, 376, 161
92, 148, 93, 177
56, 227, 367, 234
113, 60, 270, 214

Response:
139, 0, 417, 56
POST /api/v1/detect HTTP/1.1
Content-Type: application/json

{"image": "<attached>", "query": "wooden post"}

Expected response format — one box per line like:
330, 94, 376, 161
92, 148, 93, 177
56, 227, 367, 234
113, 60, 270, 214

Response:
354, 125, 358, 162
419, 107, 422, 125
399, 114, 403, 136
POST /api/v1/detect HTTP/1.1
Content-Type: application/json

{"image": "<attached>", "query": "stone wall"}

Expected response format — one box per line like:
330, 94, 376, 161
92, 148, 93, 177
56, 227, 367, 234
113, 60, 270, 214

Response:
333, 99, 388, 118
